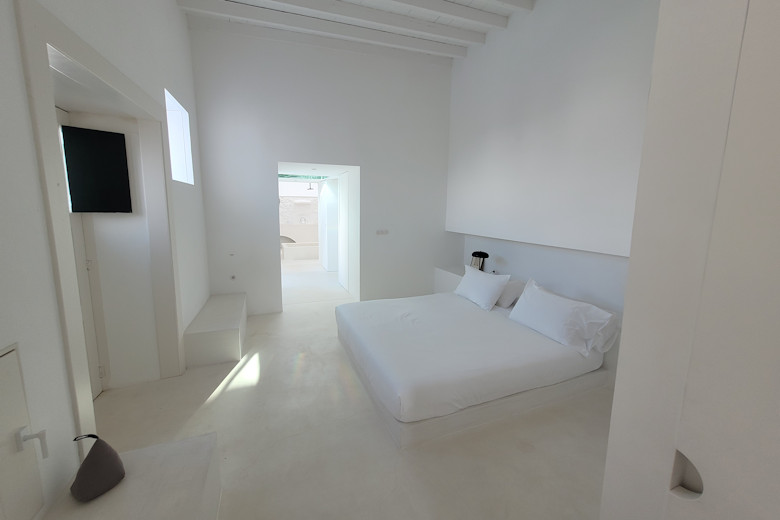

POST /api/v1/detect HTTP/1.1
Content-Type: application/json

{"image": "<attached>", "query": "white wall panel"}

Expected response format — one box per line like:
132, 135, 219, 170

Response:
446, 0, 659, 257
666, 0, 780, 516
1, 0, 81, 503
319, 179, 339, 272
461, 236, 628, 313
600, 1, 755, 518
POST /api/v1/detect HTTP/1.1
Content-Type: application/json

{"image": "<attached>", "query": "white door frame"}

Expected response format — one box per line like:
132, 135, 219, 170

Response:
69, 214, 105, 399
339, 168, 360, 299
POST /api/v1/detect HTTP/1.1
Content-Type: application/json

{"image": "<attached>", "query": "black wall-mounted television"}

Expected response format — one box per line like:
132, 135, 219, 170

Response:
61, 125, 132, 213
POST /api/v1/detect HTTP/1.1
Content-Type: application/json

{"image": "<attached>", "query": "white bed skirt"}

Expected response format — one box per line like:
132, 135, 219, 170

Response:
341, 335, 609, 447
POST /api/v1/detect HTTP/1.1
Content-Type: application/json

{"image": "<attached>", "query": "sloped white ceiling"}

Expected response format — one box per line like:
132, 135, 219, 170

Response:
178, 0, 533, 58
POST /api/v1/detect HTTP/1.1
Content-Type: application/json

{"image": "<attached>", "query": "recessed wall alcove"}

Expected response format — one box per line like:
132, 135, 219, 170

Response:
670, 450, 703, 499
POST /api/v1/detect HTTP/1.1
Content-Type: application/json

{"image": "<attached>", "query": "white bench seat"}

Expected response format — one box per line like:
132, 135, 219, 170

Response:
184, 293, 246, 368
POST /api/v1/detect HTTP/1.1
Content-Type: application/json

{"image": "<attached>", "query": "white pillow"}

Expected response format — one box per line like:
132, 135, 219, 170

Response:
454, 265, 510, 310
496, 279, 526, 308
591, 314, 620, 353
508, 279, 617, 356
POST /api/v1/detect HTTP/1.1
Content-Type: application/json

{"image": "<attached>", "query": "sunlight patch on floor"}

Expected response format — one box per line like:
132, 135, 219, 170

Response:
205, 352, 261, 404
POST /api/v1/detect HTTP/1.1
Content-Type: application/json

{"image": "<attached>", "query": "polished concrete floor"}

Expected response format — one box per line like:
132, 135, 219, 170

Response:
94, 266, 614, 519
281, 259, 352, 305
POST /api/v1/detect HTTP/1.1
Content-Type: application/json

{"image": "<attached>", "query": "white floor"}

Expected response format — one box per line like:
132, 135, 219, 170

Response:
281, 258, 352, 305
94, 276, 614, 519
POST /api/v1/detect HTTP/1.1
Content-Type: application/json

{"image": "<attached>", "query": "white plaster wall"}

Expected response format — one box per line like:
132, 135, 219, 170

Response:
461, 236, 628, 314
279, 193, 319, 244
337, 170, 361, 297
601, 0, 780, 517
280, 222, 318, 244
37, 0, 212, 331
447, 0, 659, 257
319, 179, 339, 271
66, 113, 161, 388
0, 0, 80, 503
280, 199, 318, 225
171, 180, 210, 330
2, 0, 207, 509
190, 18, 460, 313
278, 181, 317, 197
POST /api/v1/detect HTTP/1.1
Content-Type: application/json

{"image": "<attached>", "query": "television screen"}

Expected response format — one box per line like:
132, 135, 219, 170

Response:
61, 125, 132, 213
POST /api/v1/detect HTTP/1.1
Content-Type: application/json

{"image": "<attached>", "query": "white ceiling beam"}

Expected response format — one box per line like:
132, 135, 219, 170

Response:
490, 0, 534, 10
383, 0, 508, 28
235, 0, 486, 45
187, 15, 454, 62
179, 0, 468, 57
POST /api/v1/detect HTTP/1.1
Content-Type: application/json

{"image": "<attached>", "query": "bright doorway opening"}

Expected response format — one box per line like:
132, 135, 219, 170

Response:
278, 162, 360, 306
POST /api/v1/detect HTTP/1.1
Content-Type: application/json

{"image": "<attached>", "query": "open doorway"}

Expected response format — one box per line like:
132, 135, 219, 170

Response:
278, 162, 360, 306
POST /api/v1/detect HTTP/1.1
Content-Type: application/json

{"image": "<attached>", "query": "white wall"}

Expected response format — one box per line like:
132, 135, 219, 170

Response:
66, 112, 161, 388
337, 170, 360, 297
190, 17, 461, 313
171, 173, 210, 331
2, 0, 207, 509
37, 0, 213, 332
0, 0, 80, 503
319, 179, 339, 271
279, 182, 319, 244
461, 236, 628, 314
446, 0, 659, 257
278, 181, 318, 197
601, 0, 780, 517
280, 223, 318, 244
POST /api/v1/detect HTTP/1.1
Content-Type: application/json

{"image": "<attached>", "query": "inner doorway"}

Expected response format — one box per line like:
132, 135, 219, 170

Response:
278, 162, 360, 306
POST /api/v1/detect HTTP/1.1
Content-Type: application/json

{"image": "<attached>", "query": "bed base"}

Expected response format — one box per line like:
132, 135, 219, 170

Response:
340, 331, 610, 448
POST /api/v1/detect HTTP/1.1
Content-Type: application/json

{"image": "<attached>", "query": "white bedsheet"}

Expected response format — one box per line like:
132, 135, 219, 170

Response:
336, 292, 603, 423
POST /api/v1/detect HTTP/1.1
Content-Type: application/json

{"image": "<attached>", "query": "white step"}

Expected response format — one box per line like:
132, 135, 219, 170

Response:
44, 433, 221, 520
184, 293, 246, 368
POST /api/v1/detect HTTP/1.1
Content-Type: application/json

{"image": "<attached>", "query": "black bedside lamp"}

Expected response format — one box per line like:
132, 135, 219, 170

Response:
470, 251, 489, 271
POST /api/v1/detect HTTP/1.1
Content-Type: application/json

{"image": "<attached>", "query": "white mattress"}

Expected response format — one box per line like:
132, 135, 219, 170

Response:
336, 292, 604, 423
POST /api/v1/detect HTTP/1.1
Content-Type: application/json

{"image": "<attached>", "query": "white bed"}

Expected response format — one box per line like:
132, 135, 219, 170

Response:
336, 291, 611, 446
